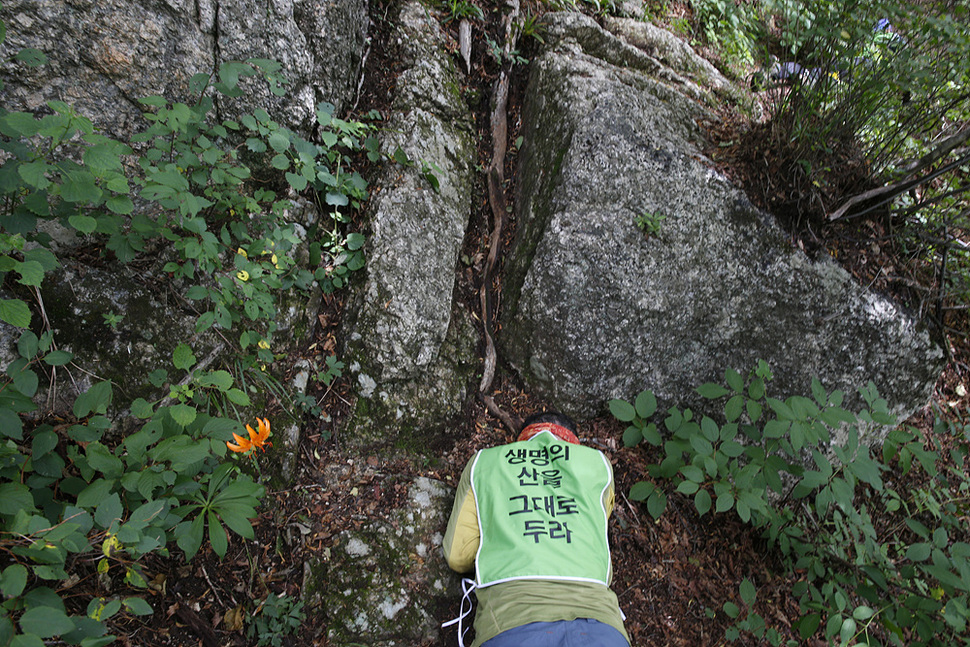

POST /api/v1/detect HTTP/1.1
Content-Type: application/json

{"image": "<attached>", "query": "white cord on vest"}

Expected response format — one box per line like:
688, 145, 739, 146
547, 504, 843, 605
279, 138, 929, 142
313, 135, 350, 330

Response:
441, 577, 477, 647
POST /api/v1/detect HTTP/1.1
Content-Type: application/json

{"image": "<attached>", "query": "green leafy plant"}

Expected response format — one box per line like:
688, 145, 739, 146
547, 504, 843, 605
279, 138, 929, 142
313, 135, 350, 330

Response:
518, 10, 546, 44
438, 0, 484, 22
634, 210, 665, 236
316, 354, 345, 387
173, 462, 263, 560
690, 0, 764, 68
613, 363, 970, 645
246, 593, 305, 646
0, 17, 379, 643
485, 38, 529, 66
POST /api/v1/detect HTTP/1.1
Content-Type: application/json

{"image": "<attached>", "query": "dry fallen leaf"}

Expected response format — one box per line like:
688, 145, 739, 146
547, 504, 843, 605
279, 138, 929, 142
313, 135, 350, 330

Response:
223, 604, 246, 632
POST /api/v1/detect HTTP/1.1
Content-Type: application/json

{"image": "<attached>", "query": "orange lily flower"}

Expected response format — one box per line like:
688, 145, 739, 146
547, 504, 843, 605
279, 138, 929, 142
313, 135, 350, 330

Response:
226, 418, 272, 453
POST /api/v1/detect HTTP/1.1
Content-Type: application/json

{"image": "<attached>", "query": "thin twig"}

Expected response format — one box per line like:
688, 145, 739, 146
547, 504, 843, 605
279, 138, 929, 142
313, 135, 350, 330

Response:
200, 563, 226, 608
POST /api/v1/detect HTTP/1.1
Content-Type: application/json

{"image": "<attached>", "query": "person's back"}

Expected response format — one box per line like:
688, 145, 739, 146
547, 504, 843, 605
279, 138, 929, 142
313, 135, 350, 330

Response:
442, 413, 630, 647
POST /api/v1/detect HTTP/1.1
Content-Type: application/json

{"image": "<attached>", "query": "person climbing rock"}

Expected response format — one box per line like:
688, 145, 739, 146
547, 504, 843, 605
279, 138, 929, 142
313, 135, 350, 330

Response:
442, 412, 630, 647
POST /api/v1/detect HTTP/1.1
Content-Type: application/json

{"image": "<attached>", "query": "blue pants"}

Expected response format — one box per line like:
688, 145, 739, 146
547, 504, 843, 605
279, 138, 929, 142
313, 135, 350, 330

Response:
482, 619, 629, 647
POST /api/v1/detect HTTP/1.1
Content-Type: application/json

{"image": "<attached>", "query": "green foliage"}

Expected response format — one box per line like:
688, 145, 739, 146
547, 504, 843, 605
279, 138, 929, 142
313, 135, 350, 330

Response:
437, 0, 485, 22
633, 210, 665, 236
246, 593, 305, 646
690, 0, 765, 68
0, 20, 378, 643
485, 38, 529, 67
614, 363, 970, 645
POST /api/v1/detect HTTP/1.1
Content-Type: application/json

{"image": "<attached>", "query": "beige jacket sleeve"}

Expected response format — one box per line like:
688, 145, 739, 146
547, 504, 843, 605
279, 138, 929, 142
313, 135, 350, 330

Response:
442, 458, 480, 573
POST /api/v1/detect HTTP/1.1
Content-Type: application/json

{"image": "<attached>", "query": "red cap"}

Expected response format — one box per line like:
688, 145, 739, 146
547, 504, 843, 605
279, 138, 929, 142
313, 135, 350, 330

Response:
516, 422, 580, 445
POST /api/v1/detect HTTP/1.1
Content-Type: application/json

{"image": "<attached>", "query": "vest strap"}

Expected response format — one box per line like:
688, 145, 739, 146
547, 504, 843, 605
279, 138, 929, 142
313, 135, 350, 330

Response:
441, 577, 477, 647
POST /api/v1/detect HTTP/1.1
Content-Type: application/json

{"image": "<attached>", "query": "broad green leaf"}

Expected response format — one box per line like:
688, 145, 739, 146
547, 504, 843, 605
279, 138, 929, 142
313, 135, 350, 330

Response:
739, 578, 756, 606
76, 479, 116, 509
43, 350, 73, 366
0, 407, 24, 439
270, 153, 289, 170
17, 330, 40, 359
346, 232, 366, 251
325, 192, 349, 207
86, 443, 123, 479
721, 440, 745, 457
19, 606, 75, 637
0, 111, 41, 137
725, 394, 743, 421
694, 488, 712, 515
68, 215, 98, 234
94, 493, 123, 529
839, 617, 857, 645
128, 500, 167, 528
15, 48, 48, 67
680, 465, 704, 482
798, 613, 821, 639
196, 370, 233, 391
208, 510, 228, 558
634, 390, 657, 419
214, 502, 256, 539
123, 597, 154, 616
725, 368, 743, 393
61, 170, 102, 204
715, 491, 734, 513
130, 398, 154, 419
852, 605, 875, 621
73, 381, 113, 418
285, 171, 307, 191
82, 143, 123, 172
17, 160, 51, 189
0, 298, 32, 328
688, 434, 713, 456
697, 382, 729, 399
1, 563, 28, 597
11, 634, 46, 647
646, 491, 666, 519
31, 428, 57, 458
177, 514, 205, 560
622, 425, 642, 447
11, 366, 38, 397
105, 195, 134, 215
268, 131, 289, 153
677, 480, 699, 495
225, 388, 251, 406
609, 399, 636, 422
723, 601, 740, 619
172, 343, 196, 371
700, 416, 719, 442
906, 543, 931, 562
629, 481, 655, 501
14, 260, 44, 287
169, 403, 198, 428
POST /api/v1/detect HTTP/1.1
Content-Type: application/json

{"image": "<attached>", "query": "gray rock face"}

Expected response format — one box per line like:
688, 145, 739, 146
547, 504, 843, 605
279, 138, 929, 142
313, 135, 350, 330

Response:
0, 0, 367, 137
310, 476, 458, 646
0, 262, 220, 419
342, 0, 477, 448
501, 13, 943, 422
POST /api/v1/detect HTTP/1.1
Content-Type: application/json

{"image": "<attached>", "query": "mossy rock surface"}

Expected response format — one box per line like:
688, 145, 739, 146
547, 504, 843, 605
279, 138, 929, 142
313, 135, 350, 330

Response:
308, 476, 459, 646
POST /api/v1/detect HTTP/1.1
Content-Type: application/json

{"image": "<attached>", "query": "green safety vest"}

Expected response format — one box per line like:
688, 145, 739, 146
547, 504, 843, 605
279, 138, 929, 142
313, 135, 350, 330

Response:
470, 431, 613, 587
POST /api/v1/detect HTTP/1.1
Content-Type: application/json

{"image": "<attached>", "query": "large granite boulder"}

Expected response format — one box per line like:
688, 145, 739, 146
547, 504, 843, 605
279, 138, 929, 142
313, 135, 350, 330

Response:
0, 0, 368, 137
341, 0, 478, 449
501, 12, 943, 423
